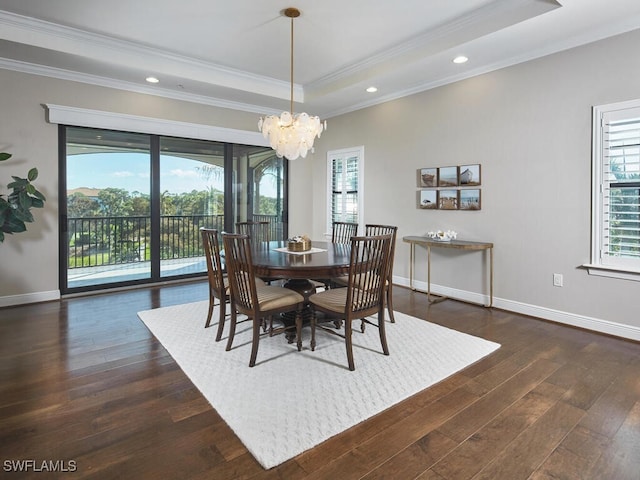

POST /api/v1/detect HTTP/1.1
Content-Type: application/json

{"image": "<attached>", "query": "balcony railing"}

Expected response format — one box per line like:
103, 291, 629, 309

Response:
67, 214, 281, 269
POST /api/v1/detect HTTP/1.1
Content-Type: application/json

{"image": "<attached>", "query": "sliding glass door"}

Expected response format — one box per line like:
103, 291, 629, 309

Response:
158, 137, 226, 278
64, 128, 152, 289
61, 126, 287, 294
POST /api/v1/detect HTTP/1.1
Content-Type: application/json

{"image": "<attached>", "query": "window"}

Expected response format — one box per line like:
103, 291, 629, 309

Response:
589, 99, 640, 280
327, 147, 364, 235
59, 126, 287, 294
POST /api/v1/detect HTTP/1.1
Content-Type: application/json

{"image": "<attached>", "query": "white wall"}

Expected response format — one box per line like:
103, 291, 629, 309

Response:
303, 28, 640, 339
1, 29, 639, 341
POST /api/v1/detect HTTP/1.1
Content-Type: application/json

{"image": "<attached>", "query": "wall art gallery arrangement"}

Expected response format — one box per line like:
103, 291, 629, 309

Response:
418, 164, 481, 210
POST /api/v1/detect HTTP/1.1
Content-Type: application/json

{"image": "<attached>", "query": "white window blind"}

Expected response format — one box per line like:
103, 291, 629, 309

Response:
592, 100, 640, 274
326, 147, 364, 235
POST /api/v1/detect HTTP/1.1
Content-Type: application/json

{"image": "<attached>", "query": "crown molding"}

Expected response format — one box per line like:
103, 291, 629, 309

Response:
0, 57, 282, 116
307, 0, 559, 95
0, 10, 299, 102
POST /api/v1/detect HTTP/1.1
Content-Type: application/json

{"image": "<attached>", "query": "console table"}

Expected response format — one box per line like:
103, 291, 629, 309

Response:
403, 236, 494, 307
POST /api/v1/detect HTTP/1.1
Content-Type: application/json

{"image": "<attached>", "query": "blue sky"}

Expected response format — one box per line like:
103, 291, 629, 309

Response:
67, 153, 225, 194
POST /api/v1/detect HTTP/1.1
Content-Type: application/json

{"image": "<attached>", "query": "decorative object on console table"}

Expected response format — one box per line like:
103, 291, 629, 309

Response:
426, 230, 457, 242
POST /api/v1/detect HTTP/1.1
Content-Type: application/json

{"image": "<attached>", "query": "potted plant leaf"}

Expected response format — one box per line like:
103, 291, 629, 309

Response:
0, 152, 46, 243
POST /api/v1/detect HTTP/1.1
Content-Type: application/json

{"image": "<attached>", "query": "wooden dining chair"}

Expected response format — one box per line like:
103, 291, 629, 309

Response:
201, 228, 266, 341
236, 221, 271, 244
308, 233, 393, 371
222, 233, 305, 367
200, 227, 231, 342
332, 221, 358, 244
313, 221, 359, 290
365, 224, 398, 323
331, 224, 398, 324
236, 220, 277, 284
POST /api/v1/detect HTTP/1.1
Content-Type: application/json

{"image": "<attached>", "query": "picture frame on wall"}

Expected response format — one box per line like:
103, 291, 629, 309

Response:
459, 189, 481, 210
416, 163, 482, 212
438, 189, 458, 209
459, 164, 481, 186
438, 166, 458, 187
419, 168, 437, 187
419, 189, 438, 209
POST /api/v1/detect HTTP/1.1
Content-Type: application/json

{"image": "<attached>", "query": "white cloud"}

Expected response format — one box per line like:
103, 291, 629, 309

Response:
112, 170, 135, 177
170, 169, 198, 178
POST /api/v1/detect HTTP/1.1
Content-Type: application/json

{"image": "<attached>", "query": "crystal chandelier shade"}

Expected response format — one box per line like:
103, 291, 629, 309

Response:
258, 8, 326, 160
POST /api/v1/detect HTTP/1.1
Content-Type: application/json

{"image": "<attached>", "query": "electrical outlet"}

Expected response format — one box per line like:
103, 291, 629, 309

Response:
553, 273, 563, 287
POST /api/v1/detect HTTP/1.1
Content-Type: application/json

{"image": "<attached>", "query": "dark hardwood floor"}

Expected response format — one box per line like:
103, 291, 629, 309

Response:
1, 282, 638, 479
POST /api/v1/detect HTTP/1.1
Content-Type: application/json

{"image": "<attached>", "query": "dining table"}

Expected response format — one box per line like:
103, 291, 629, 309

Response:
251, 240, 351, 294
250, 240, 352, 341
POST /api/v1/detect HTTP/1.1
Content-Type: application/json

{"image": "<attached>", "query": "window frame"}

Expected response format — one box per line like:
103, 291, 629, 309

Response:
587, 98, 640, 281
326, 146, 365, 237
47, 105, 289, 294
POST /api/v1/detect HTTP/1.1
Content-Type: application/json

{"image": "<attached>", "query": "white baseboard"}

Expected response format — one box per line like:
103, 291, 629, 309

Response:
393, 276, 640, 342
0, 290, 60, 308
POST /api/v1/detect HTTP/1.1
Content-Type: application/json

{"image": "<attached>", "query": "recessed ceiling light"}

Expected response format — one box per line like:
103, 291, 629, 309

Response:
453, 56, 468, 64
146, 76, 160, 84
366, 86, 378, 93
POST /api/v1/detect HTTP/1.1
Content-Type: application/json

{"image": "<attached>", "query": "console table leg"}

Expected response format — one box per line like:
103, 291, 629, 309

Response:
488, 247, 494, 308
409, 243, 415, 290
427, 246, 431, 302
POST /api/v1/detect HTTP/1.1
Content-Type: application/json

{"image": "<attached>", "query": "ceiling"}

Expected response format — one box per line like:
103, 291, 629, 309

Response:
1, 0, 640, 120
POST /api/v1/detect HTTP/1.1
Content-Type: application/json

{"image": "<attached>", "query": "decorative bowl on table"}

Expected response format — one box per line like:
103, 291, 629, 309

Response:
287, 235, 311, 252
426, 230, 457, 242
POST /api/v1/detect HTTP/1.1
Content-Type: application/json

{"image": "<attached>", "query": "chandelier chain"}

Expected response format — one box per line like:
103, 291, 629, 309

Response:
290, 13, 294, 115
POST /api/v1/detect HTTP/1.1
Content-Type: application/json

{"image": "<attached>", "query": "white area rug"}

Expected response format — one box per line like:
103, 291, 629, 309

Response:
137, 301, 500, 469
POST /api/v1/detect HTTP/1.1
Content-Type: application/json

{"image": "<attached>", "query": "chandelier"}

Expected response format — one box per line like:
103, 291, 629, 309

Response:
258, 7, 326, 160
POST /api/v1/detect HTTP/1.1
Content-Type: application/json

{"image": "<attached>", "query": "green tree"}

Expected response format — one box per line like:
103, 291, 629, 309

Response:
130, 191, 150, 216
98, 188, 132, 216
67, 192, 100, 217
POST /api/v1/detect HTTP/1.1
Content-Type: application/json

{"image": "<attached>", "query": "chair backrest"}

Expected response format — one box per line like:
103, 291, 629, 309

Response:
365, 224, 398, 280
200, 228, 225, 296
345, 234, 393, 316
222, 233, 259, 314
236, 221, 270, 244
332, 221, 358, 244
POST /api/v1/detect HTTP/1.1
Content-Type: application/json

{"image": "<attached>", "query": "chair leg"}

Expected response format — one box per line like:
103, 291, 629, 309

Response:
205, 295, 215, 328
386, 286, 396, 323
249, 317, 261, 367
215, 298, 226, 342
378, 309, 390, 356
345, 319, 355, 371
225, 309, 237, 351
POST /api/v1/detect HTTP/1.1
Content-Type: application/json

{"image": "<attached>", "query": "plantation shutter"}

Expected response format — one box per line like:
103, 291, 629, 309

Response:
600, 107, 640, 267
330, 154, 359, 224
